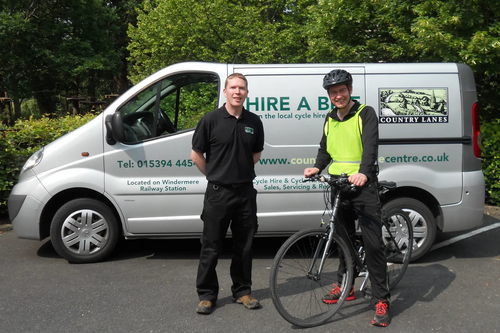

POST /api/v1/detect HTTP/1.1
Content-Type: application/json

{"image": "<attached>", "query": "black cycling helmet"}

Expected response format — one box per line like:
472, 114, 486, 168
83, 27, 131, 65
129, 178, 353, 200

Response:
323, 69, 353, 90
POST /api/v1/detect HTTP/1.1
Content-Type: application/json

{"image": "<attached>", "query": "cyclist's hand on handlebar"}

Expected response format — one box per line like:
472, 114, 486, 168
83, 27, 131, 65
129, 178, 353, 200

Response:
348, 173, 367, 187
304, 167, 320, 178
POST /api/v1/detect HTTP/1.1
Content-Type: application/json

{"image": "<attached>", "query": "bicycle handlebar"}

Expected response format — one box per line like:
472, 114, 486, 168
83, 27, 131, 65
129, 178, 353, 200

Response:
303, 173, 357, 193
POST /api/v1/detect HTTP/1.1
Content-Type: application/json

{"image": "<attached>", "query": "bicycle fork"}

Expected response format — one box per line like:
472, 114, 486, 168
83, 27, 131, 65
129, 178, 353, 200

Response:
306, 233, 329, 281
306, 192, 343, 280
307, 191, 350, 280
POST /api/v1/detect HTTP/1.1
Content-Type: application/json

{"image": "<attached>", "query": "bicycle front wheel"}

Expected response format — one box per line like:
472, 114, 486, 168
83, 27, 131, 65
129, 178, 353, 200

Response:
269, 228, 353, 327
383, 209, 413, 290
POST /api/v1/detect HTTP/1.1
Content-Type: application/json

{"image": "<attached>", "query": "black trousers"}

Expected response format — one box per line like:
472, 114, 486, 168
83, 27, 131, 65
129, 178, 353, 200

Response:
336, 180, 390, 301
196, 182, 258, 303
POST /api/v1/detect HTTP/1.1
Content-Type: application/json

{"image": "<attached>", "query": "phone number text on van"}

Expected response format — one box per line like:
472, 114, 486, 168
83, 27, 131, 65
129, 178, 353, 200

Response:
117, 159, 194, 168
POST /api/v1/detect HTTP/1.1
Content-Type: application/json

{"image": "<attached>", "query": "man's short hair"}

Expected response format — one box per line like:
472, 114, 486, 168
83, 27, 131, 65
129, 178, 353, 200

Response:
225, 73, 248, 89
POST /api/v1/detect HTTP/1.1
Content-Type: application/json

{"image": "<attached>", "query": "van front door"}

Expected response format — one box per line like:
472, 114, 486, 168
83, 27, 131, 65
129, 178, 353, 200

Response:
103, 71, 220, 236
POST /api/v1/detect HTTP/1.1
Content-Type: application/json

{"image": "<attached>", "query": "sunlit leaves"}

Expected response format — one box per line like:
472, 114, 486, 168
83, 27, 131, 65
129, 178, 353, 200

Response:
127, 0, 314, 83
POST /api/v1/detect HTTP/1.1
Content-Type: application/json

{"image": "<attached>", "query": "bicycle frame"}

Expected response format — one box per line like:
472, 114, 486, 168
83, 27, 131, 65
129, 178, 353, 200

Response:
308, 174, 402, 299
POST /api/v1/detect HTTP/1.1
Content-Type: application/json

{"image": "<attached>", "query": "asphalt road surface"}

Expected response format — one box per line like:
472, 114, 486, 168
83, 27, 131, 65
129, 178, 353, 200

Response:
0, 213, 499, 333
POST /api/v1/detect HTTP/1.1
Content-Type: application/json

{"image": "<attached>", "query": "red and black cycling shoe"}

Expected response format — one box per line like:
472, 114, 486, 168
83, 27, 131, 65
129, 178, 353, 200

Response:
372, 299, 391, 327
322, 285, 356, 304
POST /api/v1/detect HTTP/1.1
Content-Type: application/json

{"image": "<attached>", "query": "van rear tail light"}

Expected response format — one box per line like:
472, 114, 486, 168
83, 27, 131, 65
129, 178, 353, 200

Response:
472, 102, 481, 158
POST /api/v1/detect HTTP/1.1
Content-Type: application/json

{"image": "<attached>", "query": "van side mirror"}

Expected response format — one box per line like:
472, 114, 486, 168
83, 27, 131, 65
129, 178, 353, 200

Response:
105, 112, 125, 145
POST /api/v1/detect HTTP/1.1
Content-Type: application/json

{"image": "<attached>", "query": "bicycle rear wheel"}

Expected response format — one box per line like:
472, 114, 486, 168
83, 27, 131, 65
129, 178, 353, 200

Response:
269, 228, 353, 327
382, 209, 413, 289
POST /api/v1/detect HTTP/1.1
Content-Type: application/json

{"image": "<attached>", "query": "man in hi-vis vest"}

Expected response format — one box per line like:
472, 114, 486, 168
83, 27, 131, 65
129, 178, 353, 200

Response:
304, 69, 391, 327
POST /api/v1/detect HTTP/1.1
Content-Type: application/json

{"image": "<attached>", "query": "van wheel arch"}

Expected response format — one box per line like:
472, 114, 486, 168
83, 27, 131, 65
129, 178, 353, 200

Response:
382, 197, 437, 261
40, 189, 122, 240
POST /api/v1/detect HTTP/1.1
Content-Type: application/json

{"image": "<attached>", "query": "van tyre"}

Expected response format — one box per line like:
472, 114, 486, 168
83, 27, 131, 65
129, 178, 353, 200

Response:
50, 199, 119, 263
382, 198, 436, 261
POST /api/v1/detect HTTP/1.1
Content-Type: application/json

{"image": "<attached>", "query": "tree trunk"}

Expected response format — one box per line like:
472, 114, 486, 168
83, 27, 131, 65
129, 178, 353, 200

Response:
0, 102, 4, 125
35, 92, 55, 115
114, 58, 130, 95
13, 98, 21, 121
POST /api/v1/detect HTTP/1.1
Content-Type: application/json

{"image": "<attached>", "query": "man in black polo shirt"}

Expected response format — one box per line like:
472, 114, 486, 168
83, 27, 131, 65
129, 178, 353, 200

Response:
191, 73, 264, 315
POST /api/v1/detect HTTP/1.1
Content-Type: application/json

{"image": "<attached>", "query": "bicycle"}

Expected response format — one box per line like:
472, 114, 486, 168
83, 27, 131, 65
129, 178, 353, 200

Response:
269, 174, 413, 327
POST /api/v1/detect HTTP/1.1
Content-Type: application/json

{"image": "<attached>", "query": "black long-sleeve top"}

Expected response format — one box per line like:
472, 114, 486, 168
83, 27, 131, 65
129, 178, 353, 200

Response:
313, 101, 379, 181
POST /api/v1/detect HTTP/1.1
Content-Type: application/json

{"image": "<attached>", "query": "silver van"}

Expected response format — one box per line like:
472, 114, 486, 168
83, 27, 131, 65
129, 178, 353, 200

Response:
8, 62, 484, 263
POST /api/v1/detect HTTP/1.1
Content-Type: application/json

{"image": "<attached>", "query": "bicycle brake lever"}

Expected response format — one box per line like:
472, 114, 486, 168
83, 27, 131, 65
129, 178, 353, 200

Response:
348, 184, 357, 193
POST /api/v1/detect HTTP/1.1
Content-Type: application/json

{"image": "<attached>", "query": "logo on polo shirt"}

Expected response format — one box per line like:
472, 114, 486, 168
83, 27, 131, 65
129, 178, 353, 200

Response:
245, 127, 254, 134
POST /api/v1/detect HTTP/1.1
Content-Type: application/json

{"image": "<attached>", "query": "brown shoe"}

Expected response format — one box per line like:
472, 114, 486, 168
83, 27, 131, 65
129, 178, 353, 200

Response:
235, 294, 261, 309
196, 300, 213, 314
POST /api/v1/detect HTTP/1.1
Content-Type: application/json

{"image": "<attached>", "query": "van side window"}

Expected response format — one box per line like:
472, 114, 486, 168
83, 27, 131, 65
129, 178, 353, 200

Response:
117, 72, 219, 143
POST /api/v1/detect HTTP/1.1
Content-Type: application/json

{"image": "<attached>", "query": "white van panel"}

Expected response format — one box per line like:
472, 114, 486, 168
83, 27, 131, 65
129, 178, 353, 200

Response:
104, 130, 204, 234
378, 144, 463, 204
440, 170, 485, 232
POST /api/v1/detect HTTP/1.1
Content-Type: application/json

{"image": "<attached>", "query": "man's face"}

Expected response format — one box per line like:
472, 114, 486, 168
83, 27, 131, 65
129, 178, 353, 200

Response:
224, 77, 248, 108
327, 84, 352, 109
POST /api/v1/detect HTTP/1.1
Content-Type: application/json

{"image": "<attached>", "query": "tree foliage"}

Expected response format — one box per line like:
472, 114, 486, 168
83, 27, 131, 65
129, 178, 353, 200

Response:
128, 0, 499, 120
0, 1, 115, 106
127, 0, 315, 83
480, 119, 500, 206
305, 0, 500, 119
0, 0, 142, 119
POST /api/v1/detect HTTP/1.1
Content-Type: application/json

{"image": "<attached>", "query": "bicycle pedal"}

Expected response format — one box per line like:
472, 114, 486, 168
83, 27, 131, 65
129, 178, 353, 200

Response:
363, 289, 373, 301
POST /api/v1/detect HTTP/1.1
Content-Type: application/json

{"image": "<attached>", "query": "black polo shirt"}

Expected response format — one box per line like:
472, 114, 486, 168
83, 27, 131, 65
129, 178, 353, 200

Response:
192, 104, 264, 184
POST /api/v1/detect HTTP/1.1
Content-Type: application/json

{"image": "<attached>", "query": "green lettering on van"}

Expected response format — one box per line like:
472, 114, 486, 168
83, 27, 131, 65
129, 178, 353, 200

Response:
318, 97, 330, 111
280, 97, 290, 111
297, 97, 311, 111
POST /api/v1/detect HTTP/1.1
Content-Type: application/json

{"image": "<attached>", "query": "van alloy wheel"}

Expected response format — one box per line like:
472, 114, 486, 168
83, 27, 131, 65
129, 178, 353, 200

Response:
60, 209, 110, 255
402, 209, 427, 256
50, 199, 119, 263
382, 198, 436, 261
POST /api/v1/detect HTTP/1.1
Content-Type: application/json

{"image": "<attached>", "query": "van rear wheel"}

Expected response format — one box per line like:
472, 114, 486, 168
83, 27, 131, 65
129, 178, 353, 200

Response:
50, 199, 119, 263
382, 198, 436, 261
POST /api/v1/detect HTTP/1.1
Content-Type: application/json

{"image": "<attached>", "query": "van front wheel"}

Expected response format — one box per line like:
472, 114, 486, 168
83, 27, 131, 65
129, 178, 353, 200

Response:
50, 199, 119, 263
382, 198, 436, 261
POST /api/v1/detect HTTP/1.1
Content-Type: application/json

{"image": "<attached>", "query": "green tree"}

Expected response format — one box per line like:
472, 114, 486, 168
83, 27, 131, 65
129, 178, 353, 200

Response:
127, 0, 314, 83
305, 0, 500, 119
107, 0, 144, 94
0, 0, 142, 121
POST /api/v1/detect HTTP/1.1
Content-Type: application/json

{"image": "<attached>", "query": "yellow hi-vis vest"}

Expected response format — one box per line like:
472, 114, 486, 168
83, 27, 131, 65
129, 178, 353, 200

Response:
324, 104, 366, 176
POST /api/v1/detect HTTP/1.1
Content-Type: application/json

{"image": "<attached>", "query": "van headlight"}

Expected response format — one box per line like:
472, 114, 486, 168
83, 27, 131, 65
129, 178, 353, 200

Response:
20, 148, 44, 175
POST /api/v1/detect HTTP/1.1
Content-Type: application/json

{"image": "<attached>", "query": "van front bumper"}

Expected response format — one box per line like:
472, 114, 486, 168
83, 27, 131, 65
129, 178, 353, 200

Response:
8, 194, 26, 222
8, 172, 50, 240
9, 194, 45, 240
